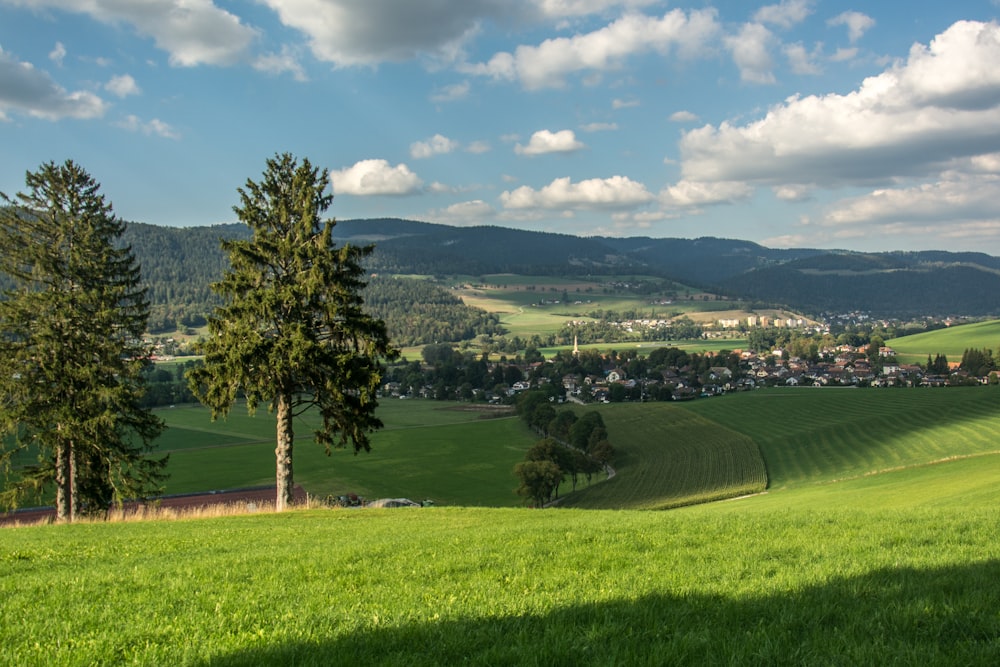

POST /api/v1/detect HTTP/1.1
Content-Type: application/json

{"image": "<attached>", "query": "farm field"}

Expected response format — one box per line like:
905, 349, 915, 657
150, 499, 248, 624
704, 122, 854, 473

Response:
448, 273, 759, 342
560, 402, 767, 509
155, 401, 536, 506
889, 319, 1000, 363
683, 386, 1000, 491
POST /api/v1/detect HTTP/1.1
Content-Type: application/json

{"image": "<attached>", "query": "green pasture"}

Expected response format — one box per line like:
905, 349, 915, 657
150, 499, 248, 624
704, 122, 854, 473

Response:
155, 401, 535, 506
889, 319, 1000, 363
3, 505, 999, 665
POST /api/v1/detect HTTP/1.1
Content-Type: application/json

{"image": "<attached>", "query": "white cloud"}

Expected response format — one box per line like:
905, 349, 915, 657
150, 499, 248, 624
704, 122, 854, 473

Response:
6, 0, 258, 67
116, 114, 179, 139
724, 23, 776, 84
330, 159, 424, 196
0, 48, 107, 120
753, 0, 813, 29
261, 0, 513, 67
821, 174, 1000, 227
612, 98, 640, 109
828, 11, 875, 44
580, 121, 618, 132
430, 81, 470, 103
772, 184, 813, 201
465, 8, 720, 89
105, 74, 140, 98
829, 47, 858, 63
466, 140, 491, 154
669, 110, 698, 122
437, 199, 497, 221
48, 41, 66, 66
253, 47, 307, 81
410, 134, 460, 159
534, 0, 659, 19
679, 21, 1000, 188
783, 42, 822, 75
515, 129, 585, 155
659, 180, 753, 207
501, 175, 654, 210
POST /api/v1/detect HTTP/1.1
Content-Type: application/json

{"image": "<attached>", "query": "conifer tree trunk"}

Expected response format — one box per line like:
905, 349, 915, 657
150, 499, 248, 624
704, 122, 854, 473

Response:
275, 391, 294, 512
55, 436, 77, 523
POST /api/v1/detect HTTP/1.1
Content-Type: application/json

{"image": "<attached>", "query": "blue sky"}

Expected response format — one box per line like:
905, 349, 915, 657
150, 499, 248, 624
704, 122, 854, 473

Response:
3, 1, 1000, 254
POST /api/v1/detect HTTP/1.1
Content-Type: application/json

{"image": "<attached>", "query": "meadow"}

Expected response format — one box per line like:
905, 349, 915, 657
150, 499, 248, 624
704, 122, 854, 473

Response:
155, 400, 537, 506
2, 505, 998, 665
4, 387, 1000, 664
889, 319, 1000, 363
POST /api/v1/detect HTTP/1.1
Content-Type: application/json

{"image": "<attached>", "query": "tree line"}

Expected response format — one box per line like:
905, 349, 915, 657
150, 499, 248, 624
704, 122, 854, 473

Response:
512, 391, 615, 507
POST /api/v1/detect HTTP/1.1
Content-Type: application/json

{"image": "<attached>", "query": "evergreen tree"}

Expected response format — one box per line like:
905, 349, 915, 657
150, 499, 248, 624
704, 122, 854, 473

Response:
0, 160, 166, 521
188, 154, 397, 511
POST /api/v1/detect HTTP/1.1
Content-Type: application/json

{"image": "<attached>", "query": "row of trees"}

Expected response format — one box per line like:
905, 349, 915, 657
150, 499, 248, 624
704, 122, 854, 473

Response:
513, 392, 614, 506
1, 155, 394, 518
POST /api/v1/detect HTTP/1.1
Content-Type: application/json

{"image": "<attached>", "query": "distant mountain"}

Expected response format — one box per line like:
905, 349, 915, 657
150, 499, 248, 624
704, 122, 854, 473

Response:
120, 217, 1000, 322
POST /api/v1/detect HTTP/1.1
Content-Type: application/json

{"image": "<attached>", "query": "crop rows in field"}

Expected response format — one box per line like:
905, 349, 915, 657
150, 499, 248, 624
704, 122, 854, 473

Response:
685, 387, 1000, 489
564, 403, 767, 509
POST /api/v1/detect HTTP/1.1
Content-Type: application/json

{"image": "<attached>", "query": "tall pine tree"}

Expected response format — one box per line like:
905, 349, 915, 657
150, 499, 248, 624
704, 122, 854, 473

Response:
0, 161, 166, 521
188, 154, 397, 511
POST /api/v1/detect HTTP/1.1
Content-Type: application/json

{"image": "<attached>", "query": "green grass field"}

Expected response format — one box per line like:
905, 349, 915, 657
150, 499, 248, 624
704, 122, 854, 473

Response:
889, 319, 1000, 363
156, 401, 536, 506
2, 505, 998, 665
6, 386, 1000, 663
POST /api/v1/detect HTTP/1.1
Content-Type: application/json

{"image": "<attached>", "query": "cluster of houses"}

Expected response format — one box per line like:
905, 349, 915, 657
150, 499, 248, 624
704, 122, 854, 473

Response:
381, 342, 993, 405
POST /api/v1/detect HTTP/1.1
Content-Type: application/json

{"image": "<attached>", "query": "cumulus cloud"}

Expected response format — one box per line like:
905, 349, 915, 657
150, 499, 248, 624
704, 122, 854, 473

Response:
679, 21, 1000, 188
753, 0, 813, 29
466, 140, 491, 154
724, 23, 776, 84
437, 199, 497, 222
821, 173, 1000, 227
534, 0, 660, 19
515, 129, 585, 155
612, 98, 640, 109
784, 42, 822, 75
465, 8, 720, 89
7, 0, 258, 66
410, 134, 460, 159
260, 0, 513, 66
253, 47, 307, 81
828, 11, 875, 44
105, 74, 140, 98
659, 180, 753, 207
501, 175, 654, 210
669, 110, 698, 122
330, 159, 424, 196
580, 121, 618, 132
430, 81, 470, 103
49, 41, 66, 66
116, 114, 179, 139
0, 48, 107, 120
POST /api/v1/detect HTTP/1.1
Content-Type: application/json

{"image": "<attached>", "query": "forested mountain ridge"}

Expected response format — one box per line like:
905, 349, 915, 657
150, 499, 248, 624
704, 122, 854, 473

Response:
120, 217, 1000, 324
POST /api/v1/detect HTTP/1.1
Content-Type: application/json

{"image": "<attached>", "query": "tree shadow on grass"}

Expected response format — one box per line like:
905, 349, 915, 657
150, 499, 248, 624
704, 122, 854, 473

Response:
203, 560, 1000, 666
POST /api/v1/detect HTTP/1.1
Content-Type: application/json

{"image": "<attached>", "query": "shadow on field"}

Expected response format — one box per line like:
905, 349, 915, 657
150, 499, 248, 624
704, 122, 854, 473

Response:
203, 560, 1000, 666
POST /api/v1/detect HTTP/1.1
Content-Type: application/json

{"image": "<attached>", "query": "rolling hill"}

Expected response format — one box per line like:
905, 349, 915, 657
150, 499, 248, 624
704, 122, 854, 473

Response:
122, 217, 1000, 322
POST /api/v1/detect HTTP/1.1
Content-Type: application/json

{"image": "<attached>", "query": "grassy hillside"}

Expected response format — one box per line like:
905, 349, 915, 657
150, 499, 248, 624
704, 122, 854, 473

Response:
684, 387, 1000, 491
3, 505, 998, 665
888, 319, 1000, 362
561, 403, 766, 509
6, 386, 1000, 663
